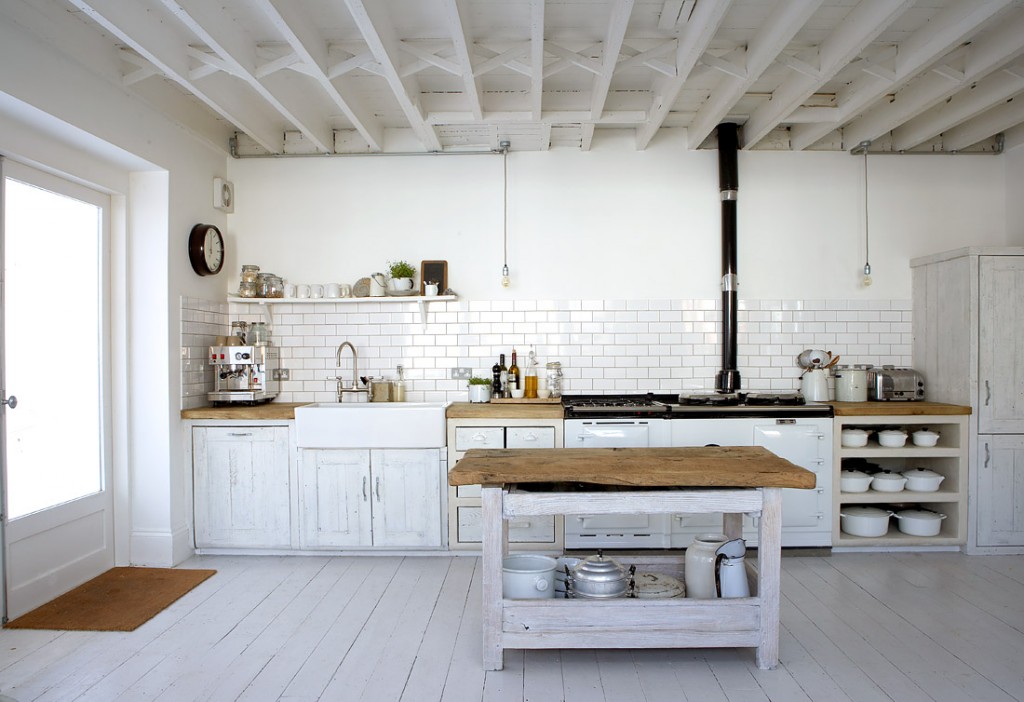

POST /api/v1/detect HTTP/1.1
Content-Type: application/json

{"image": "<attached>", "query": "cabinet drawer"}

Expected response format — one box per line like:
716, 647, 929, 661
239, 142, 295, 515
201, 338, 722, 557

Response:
455, 427, 504, 451
457, 506, 556, 544
456, 484, 481, 498
506, 426, 556, 449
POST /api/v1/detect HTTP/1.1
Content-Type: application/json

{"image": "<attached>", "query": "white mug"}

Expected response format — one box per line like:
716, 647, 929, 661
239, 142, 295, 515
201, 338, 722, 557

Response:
338, 283, 352, 298
326, 283, 341, 298
297, 284, 311, 299
283, 283, 297, 298
424, 283, 439, 296
311, 284, 324, 299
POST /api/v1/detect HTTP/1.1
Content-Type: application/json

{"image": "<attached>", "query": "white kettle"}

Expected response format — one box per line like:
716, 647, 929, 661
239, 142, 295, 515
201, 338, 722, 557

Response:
800, 368, 829, 402
715, 538, 750, 598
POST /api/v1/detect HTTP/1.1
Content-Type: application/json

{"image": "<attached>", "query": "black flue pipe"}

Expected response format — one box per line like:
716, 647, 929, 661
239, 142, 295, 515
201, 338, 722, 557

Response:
715, 123, 741, 394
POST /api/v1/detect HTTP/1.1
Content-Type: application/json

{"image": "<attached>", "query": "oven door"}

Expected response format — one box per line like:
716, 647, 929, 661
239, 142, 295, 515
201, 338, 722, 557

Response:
566, 419, 659, 448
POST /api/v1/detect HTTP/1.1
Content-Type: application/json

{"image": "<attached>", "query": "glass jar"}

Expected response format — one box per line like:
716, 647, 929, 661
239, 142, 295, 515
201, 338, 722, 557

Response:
238, 281, 258, 298
256, 272, 274, 298
248, 322, 269, 345
240, 264, 260, 283
545, 361, 563, 397
267, 275, 284, 298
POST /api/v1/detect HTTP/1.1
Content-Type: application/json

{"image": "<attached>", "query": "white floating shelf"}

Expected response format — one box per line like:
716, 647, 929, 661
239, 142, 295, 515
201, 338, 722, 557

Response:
227, 294, 456, 331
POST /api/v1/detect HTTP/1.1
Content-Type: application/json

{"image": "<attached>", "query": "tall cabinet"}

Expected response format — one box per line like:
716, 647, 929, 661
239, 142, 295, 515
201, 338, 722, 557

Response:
912, 247, 1024, 553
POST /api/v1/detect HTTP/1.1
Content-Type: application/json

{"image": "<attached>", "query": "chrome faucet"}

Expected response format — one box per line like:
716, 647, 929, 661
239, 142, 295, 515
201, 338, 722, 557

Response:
334, 341, 367, 400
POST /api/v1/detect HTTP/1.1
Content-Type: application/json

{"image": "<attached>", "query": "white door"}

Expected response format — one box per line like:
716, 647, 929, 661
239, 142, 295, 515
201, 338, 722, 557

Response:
299, 449, 372, 548
371, 449, 441, 548
978, 256, 1024, 434
976, 435, 1024, 547
1, 160, 114, 619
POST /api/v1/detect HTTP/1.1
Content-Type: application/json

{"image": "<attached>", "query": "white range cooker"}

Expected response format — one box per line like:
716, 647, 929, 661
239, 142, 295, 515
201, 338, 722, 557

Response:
562, 393, 833, 549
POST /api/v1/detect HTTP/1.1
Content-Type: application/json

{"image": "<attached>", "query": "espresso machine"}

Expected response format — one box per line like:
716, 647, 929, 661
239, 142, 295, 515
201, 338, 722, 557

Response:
207, 343, 280, 404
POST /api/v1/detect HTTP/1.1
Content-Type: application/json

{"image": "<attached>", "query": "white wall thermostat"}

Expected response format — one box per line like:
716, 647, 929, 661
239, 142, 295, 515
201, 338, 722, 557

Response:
213, 177, 234, 213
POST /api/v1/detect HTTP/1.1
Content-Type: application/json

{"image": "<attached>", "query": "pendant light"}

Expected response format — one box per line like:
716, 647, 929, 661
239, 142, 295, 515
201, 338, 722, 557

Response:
854, 140, 873, 287
499, 140, 511, 287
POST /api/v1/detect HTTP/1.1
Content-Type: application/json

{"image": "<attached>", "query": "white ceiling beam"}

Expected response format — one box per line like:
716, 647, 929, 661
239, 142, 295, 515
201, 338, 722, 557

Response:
328, 51, 380, 78
658, 0, 684, 31
442, 0, 484, 121
161, 0, 334, 153
790, 0, 1014, 150
590, 0, 634, 120
255, 50, 300, 79
743, 0, 914, 149
399, 41, 461, 75
260, 1, 384, 151
635, 0, 732, 150
943, 94, 1024, 151
687, 0, 823, 150
67, 0, 284, 153
618, 40, 677, 72
427, 110, 647, 125
473, 43, 530, 77
344, 0, 442, 151
842, 8, 1024, 149
893, 65, 1024, 150
530, 0, 545, 121
580, 122, 596, 151
775, 51, 820, 80
544, 42, 604, 76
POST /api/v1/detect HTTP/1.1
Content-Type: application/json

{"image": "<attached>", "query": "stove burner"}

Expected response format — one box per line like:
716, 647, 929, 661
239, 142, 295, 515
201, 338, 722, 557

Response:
677, 393, 741, 406
561, 391, 829, 418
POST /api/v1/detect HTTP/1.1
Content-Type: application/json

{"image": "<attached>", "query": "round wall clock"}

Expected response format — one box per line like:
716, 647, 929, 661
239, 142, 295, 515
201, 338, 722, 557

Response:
188, 223, 225, 276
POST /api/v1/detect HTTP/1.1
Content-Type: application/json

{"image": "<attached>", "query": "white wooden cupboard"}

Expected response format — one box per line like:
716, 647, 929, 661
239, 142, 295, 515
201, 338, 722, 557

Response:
912, 247, 1024, 552
298, 448, 443, 549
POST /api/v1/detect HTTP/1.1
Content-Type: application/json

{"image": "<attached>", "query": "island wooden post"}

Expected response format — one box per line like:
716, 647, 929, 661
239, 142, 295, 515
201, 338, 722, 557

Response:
480, 483, 508, 670
756, 487, 782, 669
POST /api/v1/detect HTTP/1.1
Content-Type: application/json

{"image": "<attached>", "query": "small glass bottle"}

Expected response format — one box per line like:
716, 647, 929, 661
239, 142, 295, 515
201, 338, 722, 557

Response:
393, 365, 407, 402
524, 348, 538, 399
546, 361, 563, 398
238, 281, 258, 298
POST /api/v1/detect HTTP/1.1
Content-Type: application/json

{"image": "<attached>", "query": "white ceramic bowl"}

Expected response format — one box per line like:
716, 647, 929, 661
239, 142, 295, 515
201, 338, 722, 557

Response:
870, 471, 907, 493
840, 469, 873, 493
877, 429, 908, 448
841, 428, 869, 448
901, 467, 945, 492
911, 429, 940, 447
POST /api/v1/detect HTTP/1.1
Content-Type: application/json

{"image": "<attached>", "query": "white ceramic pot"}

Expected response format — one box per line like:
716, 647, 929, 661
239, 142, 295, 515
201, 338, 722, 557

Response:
800, 369, 830, 402
877, 429, 908, 448
841, 428, 869, 448
911, 429, 940, 447
870, 471, 907, 493
834, 366, 869, 402
839, 506, 893, 537
840, 469, 873, 493
684, 533, 728, 599
901, 467, 945, 492
893, 509, 946, 536
502, 554, 557, 599
389, 277, 414, 292
468, 384, 492, 403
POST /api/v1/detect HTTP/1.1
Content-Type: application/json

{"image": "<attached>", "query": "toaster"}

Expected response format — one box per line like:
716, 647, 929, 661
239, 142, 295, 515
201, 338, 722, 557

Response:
868, 366, 925, 401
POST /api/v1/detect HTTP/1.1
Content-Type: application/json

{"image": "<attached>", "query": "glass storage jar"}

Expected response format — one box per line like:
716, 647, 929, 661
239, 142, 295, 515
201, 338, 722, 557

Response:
240, 264, 260, 283
545, 361, 563, 397
238, 281, 258, 298
248, 322, 269, 345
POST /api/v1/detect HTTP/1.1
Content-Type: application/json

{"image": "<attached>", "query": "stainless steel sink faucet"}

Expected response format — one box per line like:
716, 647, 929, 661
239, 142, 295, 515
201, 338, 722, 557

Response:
334, 341, 367, 400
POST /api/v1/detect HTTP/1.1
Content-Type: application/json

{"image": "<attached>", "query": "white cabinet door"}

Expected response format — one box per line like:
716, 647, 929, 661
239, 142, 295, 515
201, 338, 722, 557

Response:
371, 449, 442, 548
755, 424, 827, 529
299, 449, 372, 548
194, 426, 291, 549
978, 257, 1024, 434
976, 435, 1024, 547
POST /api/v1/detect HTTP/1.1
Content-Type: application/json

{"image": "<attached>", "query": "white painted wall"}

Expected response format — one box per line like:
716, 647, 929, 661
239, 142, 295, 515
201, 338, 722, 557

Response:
1007, 142, 1024, 241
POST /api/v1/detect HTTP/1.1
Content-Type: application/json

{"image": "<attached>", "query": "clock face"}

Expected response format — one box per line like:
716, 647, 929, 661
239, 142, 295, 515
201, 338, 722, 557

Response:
188, 223, 225, 276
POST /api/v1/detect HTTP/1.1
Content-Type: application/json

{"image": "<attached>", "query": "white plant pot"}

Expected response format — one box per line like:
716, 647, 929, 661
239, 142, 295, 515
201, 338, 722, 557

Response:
389, 277, 414, 292
468, 384, 492, 403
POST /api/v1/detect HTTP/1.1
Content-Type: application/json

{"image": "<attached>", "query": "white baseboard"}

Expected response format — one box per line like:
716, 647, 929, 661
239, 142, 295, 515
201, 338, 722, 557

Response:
130, 525, 195, 566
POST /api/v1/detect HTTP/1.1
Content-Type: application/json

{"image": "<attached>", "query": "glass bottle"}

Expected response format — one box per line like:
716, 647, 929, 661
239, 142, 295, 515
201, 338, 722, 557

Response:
508, 350, 520, 392
546, 361, 563, 398
524, 348, 538, 399
499, 353, 509, 398
392, 365, 406, 402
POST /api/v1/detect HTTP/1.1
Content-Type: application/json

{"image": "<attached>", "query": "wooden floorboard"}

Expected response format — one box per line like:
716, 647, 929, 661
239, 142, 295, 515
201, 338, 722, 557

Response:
0, 552, 1022, 702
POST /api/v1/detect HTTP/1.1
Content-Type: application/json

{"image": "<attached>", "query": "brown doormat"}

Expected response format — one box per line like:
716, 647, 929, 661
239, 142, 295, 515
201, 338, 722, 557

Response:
4, 567, 216, 632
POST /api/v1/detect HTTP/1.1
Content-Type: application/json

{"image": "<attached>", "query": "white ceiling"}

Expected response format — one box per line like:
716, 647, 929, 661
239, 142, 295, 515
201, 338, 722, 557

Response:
60, 0, 1024, 154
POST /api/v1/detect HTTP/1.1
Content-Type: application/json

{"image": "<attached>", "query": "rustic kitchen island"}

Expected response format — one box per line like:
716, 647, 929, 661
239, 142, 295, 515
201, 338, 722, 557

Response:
448, 446, 815, 671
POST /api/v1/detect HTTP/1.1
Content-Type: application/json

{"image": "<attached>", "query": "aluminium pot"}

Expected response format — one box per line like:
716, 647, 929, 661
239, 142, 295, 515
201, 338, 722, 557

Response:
839, 506, 893, 537
870, 470, 907, 493
901, 467, 945, 492
840, 469, 873, 493
502, 554, 557, 599
893, 509, 946, 536
565, 551, 635, 599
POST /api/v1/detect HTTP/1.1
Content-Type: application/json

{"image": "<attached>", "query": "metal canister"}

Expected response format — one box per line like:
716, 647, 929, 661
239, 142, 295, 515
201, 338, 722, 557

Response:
834, 364, 869, 402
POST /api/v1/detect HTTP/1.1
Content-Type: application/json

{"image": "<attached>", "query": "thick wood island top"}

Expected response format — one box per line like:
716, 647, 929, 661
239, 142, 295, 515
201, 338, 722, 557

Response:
449, 446, 815, 489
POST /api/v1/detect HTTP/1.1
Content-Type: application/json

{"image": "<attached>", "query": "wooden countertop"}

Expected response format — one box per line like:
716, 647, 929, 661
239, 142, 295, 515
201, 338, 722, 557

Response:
446, 401, 564, 419
448, 446, 816, 489
180, 402, 306, 420
826, 401, 971, 416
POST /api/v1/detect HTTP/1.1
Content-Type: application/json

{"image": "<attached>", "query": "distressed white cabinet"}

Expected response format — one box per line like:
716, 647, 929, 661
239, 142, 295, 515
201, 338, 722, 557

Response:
975, 435, 1024, 547
299, 448, 442, 549
193, 425, 291, 549
912, 247, 1024, 552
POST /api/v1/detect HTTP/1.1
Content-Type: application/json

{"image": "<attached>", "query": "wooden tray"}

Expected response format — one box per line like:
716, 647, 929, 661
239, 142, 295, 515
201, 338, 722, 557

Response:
489, 397, 561, 404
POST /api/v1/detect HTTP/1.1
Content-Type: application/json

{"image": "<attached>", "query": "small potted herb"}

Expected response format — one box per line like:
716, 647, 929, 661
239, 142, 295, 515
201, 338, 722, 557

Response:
387, 260, 416, 293
467, 376, 493, 403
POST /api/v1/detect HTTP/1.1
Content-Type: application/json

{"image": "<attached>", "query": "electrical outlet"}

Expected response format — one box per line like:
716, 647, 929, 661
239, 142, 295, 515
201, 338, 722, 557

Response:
451, 367, 472, 380
273, 368, 290, 381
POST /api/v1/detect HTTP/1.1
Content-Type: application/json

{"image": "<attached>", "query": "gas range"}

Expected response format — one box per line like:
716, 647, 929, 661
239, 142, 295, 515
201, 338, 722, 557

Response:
561, 393, 833, 419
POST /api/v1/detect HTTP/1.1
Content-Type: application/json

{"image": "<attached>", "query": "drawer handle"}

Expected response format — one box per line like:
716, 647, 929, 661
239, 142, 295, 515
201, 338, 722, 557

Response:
363, 476, 368, 501
473, 433, 488, 442
985, 380, 991, 406
510, 520, 532, 529
522, 434, 537, 441
228, 432, 253, 437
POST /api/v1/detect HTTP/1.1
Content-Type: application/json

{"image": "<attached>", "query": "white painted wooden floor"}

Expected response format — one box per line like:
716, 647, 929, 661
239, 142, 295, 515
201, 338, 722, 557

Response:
1, 552, 1022, 701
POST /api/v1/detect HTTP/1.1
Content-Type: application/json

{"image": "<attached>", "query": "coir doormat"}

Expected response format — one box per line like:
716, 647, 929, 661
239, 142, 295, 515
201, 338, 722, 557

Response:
4, 566, 216, 631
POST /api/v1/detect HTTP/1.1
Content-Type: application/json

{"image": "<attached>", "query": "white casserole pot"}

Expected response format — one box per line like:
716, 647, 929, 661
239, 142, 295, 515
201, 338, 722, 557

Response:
840, 469, 873, 493
502, 554, 557, 599
870, 470, 907, 493
841, 428, 869, 448
839, 506, 893, 537
893, 509, 946, 536
911, 429, 940, 447
901, 467, 945, 492
877, 429, 908, 448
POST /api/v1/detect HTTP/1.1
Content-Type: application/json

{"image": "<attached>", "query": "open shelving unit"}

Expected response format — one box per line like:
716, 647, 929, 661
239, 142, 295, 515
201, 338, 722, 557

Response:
227, 294, 456, 331
831, 405, 970, 549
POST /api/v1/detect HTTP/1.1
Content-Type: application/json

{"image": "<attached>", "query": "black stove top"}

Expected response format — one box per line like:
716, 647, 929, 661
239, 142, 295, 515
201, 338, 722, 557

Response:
562, 393, 832, 418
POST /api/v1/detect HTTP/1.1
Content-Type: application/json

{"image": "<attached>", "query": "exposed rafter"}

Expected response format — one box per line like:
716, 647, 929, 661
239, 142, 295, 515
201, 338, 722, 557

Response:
590, 0, 634, 121
943, 94, 1024, 151
530, 0, 545, 122
442, 0, 484, 122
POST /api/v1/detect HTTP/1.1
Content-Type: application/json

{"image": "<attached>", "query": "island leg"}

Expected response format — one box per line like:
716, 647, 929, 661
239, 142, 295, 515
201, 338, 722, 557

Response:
756, 487, 782, 670
723, 511, 743, 540
480, 485, 507, 670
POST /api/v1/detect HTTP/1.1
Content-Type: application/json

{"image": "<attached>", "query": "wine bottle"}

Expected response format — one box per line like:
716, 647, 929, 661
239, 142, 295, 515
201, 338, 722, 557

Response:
499, 353, 508, 397
508, 350, 520, 393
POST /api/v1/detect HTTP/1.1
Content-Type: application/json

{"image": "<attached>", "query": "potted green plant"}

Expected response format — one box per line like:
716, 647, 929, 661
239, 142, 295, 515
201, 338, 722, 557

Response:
387, 260, 416, 293
467, 376, 492, 403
